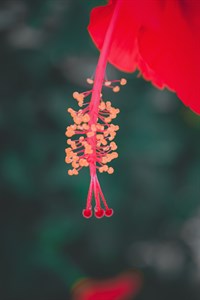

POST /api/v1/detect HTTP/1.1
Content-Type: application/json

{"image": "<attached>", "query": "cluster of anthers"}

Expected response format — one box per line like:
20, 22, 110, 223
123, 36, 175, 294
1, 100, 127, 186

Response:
65, 77, 127, 218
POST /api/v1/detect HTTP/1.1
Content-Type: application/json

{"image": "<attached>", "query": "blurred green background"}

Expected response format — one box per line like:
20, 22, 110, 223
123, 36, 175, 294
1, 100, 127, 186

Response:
1, 0, 200, 299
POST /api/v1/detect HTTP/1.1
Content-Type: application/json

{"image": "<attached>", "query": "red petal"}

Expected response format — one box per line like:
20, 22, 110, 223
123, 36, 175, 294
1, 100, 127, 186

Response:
138, 0, 200, 114
88, 0, 162, 73
88, 1, 200, 113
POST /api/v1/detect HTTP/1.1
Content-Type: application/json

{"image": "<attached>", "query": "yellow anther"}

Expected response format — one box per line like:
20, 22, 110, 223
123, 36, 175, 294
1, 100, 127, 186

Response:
110, 142, 117, 150
65, 147, 72, 153
101, 139, 107, 146
78, 101, 83, 107
113, 86, 120, 93
107, 125, 114, 131
85, 147, 93, 154
104, 81, 111, 86
73, 155, 79, 161
67, 108, 75, 115
82, 141, 87, 146
106, 101, 111, 108
73, 92, 83, 101
87, 78, 94, 84
71, 124, 77, 130
65, 129, 75, 137
87, 144, 92, 151
109, 133, 116, 141
73, 92, 79, 99
96, 124, 104, 131
68, 109, 76, 117
83, 114, 90, 123
108, 167, 114, 174
66, 154, 73, 160
73, 169, 79, 175
103, 146, 109, 151
120, 78, 127, 85
82, 123, 89, 130
106, 154, 111, 162
104, 131, 109, 137
99, 167, 104, 173
84, 161, 89, 167
99, 165, 109, 173
87, 131, 95, 138
110, 114, 117, 119
103, 165, 108, 171
79, 158, 84, 166
102, 157, 108, 164
91, 124, 97, 132
71, 142, 77, 149
83, 142, 91, 149
65, 157, 72, 164
68, 169, 73, 176
74, 116, 82, 125
77, 109, 83, 116
79, 158, 88, 167
96, 134, 103, 140
99, 102, 106, 110
111, 152, 118, 159
78, 94, 84, 101
114, 125, 119, 131
72, 161, 79, 168
110, 108, 119, 115
105, 117, 111, 123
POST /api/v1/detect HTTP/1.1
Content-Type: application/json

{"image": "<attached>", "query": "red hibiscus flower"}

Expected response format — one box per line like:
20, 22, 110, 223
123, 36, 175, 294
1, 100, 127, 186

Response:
72, 272, 142, 300
88, 0, 200, 114
66, 0, 200, 217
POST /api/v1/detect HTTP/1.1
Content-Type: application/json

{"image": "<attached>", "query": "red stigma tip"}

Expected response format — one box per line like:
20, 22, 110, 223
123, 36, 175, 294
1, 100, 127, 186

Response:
95, 209, 105, 219
105, 208, 114, 217
82, 209, 92, 218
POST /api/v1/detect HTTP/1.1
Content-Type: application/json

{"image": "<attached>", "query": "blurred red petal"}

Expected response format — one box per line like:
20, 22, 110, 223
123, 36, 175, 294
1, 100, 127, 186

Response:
72, 272, 142, 300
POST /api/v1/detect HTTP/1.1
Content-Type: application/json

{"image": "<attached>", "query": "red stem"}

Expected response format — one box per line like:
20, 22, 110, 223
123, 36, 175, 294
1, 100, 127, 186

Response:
88, 0, 122, 177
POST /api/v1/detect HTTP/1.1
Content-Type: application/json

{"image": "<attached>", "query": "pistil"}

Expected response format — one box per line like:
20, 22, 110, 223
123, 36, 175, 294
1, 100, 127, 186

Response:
65, 1, 125, 218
